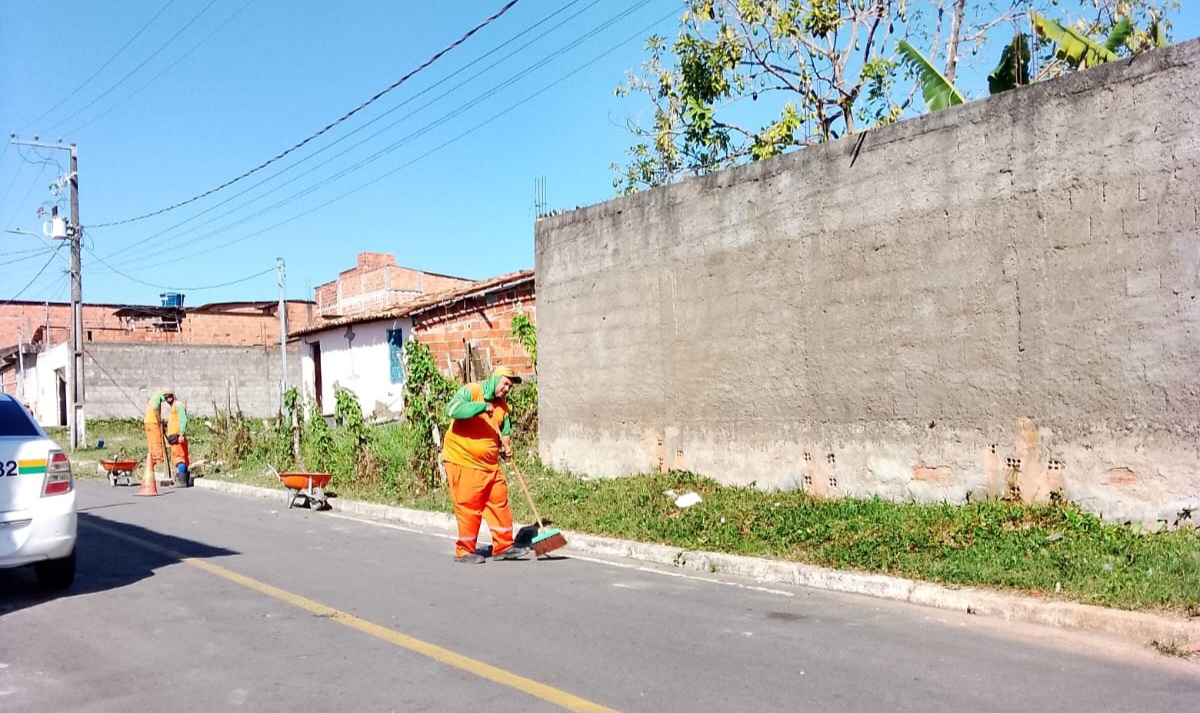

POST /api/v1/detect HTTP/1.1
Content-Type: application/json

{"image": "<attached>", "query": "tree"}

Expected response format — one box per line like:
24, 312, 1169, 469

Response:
613, 0, 1177, 193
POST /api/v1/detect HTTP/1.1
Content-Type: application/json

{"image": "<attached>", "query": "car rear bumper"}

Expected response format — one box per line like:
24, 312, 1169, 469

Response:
0, 491, 77, 567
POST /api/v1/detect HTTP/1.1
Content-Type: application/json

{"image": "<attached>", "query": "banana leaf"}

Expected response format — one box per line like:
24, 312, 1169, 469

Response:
988, 34, 1031, 94
897, 40, 965, 111
1032, 13, 1118, 69
1104, 17, 1132, 53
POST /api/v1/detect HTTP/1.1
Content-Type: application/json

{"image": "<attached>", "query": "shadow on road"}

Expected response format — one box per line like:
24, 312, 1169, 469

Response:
0, 512, 238, 617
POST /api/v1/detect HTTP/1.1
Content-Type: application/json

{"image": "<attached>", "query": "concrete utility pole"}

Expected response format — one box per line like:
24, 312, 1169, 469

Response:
12, 137, 84, 448
277, 257, 287, 398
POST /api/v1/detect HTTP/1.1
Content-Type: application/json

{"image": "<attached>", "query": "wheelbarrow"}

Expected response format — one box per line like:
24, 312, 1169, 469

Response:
100, 459, 142, 487
267, 465, 332, 510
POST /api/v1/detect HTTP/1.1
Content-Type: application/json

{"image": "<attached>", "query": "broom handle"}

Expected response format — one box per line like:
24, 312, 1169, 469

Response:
485, 414, 544, 528
507, 458, 545, 529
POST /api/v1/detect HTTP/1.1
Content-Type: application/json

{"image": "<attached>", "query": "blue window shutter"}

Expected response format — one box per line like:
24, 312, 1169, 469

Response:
388, 329, 404, 384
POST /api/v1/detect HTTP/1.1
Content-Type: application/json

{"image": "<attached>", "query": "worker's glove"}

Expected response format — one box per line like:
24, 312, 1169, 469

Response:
500, 436, 513, 460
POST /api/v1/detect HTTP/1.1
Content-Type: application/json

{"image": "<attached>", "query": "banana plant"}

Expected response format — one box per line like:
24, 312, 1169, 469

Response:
896, 40, 965, 111
1032, 13, 1132, 68
987, 34, 1031, 95
899, 34, 1031, 113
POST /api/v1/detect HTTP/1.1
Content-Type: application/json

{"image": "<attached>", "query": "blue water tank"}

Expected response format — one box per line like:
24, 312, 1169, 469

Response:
160, 292, 185, 308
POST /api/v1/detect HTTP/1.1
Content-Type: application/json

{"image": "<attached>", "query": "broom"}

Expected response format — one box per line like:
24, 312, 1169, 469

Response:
507, 457, 567, 557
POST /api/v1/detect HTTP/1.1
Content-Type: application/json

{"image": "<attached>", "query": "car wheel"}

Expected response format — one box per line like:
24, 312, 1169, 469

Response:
35, 549, 76, 590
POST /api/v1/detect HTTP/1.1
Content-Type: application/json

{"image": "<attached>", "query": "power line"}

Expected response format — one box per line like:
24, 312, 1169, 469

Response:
2, 244, 66, 303
0, 162, 25, 210
65, 0, 259, 136
46, 0, 221, 133
98, 4, 683, 274
97, 0, 654, 269
23, 0, 179, 128
97, 0, 606, 262
83, 245, 274, 290
2, 161, 53, 229
90, 0, 524, 228
0, 246, 62, 271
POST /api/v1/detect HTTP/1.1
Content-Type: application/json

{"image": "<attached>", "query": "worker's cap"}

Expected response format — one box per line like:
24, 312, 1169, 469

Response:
161, 388, 175, 398
492, 366, 522, 384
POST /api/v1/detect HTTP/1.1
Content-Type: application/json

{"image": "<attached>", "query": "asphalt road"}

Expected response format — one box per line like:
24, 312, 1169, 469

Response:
1, 480, 1196, 713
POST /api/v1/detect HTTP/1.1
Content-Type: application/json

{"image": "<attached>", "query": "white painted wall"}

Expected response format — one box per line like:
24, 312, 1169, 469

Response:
23, 343, 68, 428
298, 317, 411, 418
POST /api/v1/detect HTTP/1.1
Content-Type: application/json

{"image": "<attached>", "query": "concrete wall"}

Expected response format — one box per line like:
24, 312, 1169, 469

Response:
76, 343, 301, 421
298, 317, 411, 417
535, 40, 1200, 525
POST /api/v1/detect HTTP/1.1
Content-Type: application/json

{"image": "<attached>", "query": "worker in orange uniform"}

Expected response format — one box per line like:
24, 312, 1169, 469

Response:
164, 391, 191, 486
441, 366, 529, 563
142, 388, 171, 484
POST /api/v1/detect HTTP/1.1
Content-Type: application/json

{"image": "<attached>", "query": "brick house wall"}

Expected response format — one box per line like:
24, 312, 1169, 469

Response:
410, 277, 536, 381
313, 252, 474, 317
0, 300, 317, 351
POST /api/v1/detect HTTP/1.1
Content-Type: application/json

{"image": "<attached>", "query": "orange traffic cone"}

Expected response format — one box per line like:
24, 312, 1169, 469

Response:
134, 465, 160, 497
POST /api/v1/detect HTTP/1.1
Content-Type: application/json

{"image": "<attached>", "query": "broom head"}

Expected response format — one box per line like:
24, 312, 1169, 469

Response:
531, 528, 567, 557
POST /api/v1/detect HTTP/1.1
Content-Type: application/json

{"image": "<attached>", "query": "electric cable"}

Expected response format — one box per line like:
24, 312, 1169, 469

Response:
47, 0, 221, 133
89, 0, 524, 228
23, 0, 179, 128
94, 0, 598, 260
98, 0, 654, 266
99, 4, 682, 272
66, 0, 259, 136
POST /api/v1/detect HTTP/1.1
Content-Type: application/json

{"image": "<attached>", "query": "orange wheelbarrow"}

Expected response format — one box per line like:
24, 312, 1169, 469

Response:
267, 465, 332, 510
101, 459, 142, 487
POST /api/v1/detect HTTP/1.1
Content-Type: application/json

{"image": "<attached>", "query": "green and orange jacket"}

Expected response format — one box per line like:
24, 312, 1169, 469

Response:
441, 375, 511, 473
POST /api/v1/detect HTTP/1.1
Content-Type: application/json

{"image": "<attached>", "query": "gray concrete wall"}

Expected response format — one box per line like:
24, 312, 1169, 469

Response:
82, 343, 302, 419
535, 40, 1200, 525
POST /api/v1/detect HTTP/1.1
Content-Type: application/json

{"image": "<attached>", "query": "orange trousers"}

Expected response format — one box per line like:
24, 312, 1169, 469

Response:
445, 461, 514, 557
170, 435, 190, 471
144, 421, 166, 467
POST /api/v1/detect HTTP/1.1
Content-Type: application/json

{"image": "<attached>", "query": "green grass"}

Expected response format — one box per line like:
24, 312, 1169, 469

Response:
492, 456, 1200, 615
67, 418, 1200, 615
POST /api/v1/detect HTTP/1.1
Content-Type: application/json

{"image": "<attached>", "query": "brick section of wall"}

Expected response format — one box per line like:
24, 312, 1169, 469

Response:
0, 301, 314, 351
534, 41, 1200, 526
411, 281, 535, 380
312, 252, 475, 317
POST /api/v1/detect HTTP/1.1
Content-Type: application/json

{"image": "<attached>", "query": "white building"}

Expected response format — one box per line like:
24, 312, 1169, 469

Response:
295, 315, 412, 419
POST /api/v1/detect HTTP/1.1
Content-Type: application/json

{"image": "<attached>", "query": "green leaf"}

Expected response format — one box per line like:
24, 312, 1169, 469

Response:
897, 40, 965, 111
1031, 13, 1118, 69
1104, 17, 1132, 53
987, 34, 1031, 95
1151, 19, 1167, 49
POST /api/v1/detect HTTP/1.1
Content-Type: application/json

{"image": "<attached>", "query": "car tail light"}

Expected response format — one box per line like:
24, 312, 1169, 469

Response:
43, 450, 73, 496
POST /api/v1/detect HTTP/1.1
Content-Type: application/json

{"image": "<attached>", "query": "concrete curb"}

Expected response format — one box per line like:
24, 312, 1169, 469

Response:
195, 478, 1199, 648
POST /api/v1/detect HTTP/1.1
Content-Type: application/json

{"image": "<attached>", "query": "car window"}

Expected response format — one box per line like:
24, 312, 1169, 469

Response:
0, 400, 41, 437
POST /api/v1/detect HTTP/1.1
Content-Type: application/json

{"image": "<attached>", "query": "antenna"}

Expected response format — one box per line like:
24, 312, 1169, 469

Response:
533, 175, 548, 218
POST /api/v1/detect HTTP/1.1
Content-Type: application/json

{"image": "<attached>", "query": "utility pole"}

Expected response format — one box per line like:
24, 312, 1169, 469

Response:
277, 257, 288, 399
16, 327, 26, 403
12, 136, 84, 448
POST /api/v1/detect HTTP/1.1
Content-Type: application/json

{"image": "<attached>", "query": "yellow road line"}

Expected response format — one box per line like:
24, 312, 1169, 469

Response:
87, 520, 615, 713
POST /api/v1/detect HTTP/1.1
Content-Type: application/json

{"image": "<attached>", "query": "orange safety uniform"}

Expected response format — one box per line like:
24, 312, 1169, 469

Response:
143, 390, 169, 468
166, 400, 190, 472
441, 380, 514, 558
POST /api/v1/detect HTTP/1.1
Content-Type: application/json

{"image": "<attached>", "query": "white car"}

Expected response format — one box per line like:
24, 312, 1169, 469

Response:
0, 394, 77, 589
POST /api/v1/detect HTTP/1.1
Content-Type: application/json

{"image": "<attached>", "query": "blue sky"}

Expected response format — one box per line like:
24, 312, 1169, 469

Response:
1, 1, 1197, 307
